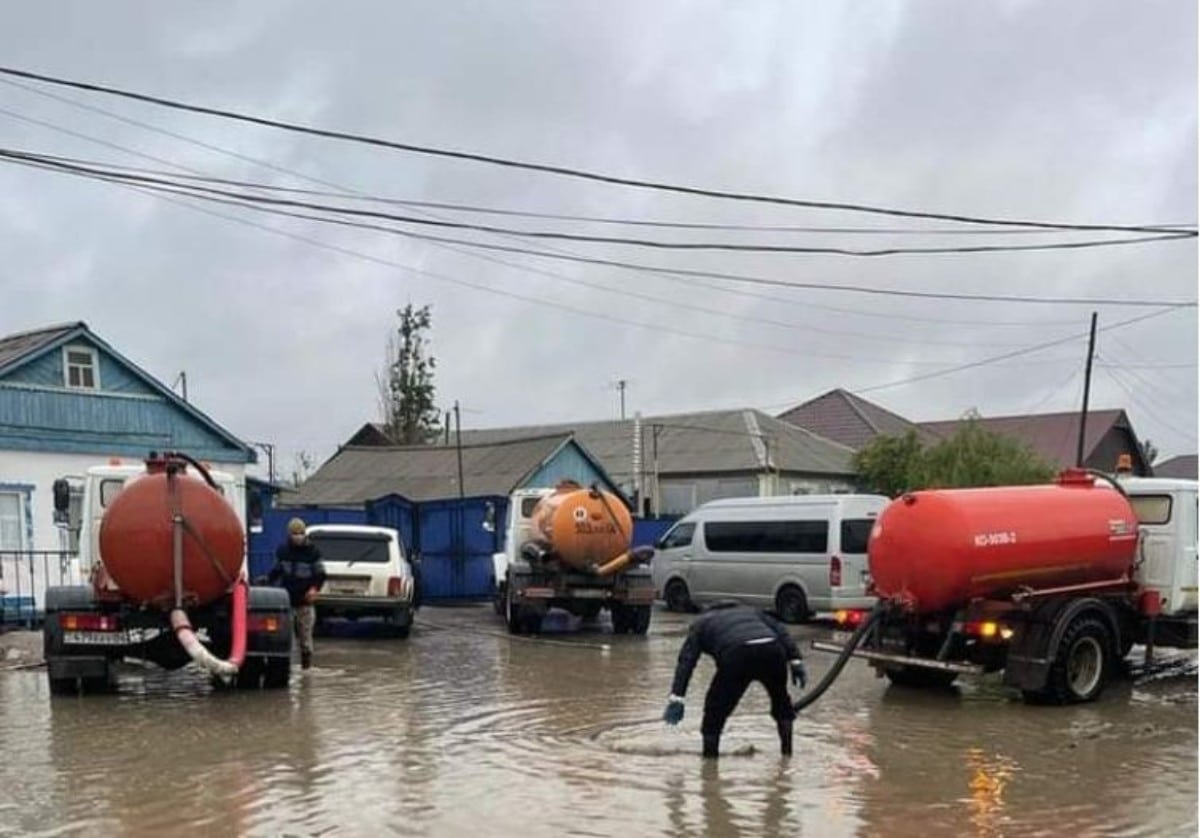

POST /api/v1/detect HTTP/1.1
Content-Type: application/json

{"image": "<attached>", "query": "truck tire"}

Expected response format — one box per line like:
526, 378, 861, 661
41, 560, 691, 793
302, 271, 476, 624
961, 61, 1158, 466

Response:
1028, 615, 1113, 704
505, 582, 538, 635
884, 667, 959, 689
263, 657, 291, 689
235, 658, 264, 689
775, 586, 809, 624
49, 676, 79, 696
610, 603, 651, 635
664, 579, 693, 613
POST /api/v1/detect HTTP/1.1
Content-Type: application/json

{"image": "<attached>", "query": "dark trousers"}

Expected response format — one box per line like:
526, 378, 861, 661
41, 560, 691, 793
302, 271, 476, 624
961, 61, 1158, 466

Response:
701, 642, 797, 738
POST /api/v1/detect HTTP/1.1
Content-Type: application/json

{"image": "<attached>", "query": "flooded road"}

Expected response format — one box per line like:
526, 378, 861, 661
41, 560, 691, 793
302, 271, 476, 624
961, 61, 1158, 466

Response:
1, 606, 1195, 837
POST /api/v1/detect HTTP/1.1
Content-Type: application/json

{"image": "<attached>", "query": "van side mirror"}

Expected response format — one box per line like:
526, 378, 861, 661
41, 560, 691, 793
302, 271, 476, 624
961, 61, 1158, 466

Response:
52, 478, 71, 523
482, 501, 496, 533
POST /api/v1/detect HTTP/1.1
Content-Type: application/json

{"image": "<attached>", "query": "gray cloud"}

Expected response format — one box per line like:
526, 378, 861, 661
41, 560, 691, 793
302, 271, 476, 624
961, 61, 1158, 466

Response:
1, 0, 1195, 476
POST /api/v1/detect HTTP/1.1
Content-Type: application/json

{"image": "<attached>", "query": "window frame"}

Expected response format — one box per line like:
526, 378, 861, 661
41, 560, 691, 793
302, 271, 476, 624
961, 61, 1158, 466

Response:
62, 344, 100, 390
0, 490, 28, 552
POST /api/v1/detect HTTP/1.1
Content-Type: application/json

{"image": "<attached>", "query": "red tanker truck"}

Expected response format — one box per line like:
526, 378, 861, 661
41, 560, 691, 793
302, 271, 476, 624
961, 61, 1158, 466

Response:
815, 469, 1198, 704
43, 452, 293, 694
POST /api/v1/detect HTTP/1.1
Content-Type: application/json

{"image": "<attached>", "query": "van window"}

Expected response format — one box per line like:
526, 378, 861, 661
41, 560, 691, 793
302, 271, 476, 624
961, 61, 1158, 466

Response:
659, 522, 695, 549
1130, 495, 1172, 526
521, 497, 541, 517
99, 479, 125, 508
704, 520, 828, 554
840, 519, 874, 554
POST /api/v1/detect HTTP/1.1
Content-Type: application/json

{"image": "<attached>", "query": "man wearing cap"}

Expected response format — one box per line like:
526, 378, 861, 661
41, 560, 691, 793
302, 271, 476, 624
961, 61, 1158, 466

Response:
663, 601, 807, 759
268, 518, 327, 670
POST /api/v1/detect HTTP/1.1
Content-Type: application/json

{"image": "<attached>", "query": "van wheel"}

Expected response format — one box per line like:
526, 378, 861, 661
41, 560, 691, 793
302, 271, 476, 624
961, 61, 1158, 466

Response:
664, 579, 693, 613
775, 586, 809, 624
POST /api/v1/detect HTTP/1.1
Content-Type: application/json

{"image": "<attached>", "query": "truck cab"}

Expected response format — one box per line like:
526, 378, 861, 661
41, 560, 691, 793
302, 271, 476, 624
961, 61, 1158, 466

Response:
1122, 476, 1198, 634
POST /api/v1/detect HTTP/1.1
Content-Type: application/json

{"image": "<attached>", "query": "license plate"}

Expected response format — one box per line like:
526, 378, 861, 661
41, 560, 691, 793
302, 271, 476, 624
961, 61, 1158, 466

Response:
64, 630, 128, 646
328, 587, 365, 596
570, 589, 607, 599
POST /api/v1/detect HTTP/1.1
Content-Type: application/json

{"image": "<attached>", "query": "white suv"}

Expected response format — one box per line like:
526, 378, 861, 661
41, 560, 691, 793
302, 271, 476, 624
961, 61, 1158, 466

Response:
306, 524, 418, 638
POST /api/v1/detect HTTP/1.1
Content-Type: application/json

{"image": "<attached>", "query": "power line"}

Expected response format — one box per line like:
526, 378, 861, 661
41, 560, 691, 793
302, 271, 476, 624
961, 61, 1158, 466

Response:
852, 308, 1185, 394
1097, 362, 1197, 443
4, 146, 1191, 258
0, 100, 1097, 331
9, 144, 1198, 239
7, 146, 1194, 311
0, 64, 1192, 237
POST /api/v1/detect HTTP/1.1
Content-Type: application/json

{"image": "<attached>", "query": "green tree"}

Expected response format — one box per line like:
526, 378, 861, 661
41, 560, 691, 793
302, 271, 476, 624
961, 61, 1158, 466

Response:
854, 421, 1055, 496
916, 420, 1055, 489
853, 430, 925, 496
377, 304, 441, 444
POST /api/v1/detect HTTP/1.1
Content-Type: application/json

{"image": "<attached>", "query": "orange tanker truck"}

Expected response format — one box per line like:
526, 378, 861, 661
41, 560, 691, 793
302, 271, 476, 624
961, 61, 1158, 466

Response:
43, 452, 293, 694
486, 481, 656, 635
814, 468, 1198, 704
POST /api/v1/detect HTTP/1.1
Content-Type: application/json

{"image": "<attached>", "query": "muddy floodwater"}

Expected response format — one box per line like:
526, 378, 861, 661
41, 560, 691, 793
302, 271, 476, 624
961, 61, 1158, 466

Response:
1, 606, 1195, 837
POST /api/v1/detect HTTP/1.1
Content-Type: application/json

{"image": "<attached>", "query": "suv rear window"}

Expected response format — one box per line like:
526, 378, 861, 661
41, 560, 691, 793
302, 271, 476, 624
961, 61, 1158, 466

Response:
840, 519, 874, 554
310, 533, 392, 563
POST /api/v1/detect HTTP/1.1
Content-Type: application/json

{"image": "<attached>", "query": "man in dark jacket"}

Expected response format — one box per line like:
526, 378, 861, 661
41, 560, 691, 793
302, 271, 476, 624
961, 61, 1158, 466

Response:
268, 517, 327, 670
664, 601, 807, 758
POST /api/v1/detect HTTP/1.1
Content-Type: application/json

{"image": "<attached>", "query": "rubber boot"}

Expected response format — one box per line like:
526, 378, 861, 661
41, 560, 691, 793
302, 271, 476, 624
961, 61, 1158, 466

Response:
702, 734, 720, 759
301, 651, 312, 670
777, 720, 793, 757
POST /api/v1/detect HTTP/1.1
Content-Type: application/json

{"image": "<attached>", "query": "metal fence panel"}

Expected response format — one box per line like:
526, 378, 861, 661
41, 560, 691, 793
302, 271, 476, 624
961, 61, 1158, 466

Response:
0, 550, 78, 627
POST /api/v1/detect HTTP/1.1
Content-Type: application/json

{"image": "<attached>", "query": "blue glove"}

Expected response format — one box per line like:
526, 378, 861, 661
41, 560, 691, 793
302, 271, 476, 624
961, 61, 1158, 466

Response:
663, 695, 685, 726
790, 659, 807, 690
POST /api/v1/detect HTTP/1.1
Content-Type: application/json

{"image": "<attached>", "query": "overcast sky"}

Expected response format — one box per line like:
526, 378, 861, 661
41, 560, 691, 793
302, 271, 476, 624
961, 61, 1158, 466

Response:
1, 1, 1196, 478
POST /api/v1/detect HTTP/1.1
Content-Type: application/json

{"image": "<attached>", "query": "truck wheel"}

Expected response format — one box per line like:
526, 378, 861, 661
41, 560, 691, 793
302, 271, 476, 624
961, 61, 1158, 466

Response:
885, 667, 959, 689
628, 605, 651, 635
664, 579, 693, 613
775, 586, 809, 624
263, 657, 291, 689
505, 584, 527, 635
48, 675, 78, 696
1035, 616, 1113, 704
235, 659, 264, 690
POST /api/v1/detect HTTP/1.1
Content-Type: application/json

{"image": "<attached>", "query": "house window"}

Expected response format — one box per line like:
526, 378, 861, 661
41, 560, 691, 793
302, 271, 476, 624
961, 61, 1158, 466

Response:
0, 492, 25, 551
63, 346, 99, 389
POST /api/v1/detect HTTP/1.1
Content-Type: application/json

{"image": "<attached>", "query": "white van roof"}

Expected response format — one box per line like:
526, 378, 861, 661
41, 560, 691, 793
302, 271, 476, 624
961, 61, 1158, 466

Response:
691, 493, 888, 514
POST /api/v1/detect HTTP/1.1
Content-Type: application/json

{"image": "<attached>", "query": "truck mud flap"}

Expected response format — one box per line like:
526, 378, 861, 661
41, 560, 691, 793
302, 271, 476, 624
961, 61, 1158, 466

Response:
811, 640, 984, 675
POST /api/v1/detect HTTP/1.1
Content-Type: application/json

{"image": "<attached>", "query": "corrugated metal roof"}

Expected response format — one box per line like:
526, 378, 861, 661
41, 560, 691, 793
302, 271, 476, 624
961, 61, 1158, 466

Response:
919, 409, 1130, 470
1154, 454, 1197, 479
0, 321, 84, 376
458, 408, 856, 481
777, 389, 932, 450
284, 434, 574, 506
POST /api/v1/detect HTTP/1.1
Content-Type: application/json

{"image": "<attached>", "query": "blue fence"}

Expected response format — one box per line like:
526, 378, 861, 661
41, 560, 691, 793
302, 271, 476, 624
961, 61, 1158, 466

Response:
249, 507, 369, 581
256, 500, 677, 603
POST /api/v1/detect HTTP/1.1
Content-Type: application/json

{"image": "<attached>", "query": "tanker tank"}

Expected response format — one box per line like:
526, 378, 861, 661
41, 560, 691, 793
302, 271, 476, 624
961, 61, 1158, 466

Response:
98, 457, 245, 607
869, 469, 1140, 614
527, 482, 634, 573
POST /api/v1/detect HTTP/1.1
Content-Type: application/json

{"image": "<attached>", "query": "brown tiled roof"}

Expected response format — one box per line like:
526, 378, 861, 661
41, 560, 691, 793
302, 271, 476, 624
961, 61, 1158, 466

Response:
777, 389, 931, 450
1154, 454, 1197, 479
919, 409, 1131, 470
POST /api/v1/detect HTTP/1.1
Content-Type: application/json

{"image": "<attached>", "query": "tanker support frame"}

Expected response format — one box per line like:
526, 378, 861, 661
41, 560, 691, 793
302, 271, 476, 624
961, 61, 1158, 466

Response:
815, 581, 1198, 704
501, 559, 656, 636
42, 583, 293, 695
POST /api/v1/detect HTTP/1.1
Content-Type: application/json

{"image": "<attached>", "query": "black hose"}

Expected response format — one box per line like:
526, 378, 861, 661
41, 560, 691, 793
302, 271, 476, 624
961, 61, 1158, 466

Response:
792, 602, 888, 712
167, 450, 220, 490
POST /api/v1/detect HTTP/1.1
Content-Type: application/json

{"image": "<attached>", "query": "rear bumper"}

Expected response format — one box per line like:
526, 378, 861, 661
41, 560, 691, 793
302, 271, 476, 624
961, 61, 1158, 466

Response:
810, 593, 877, 612
47, 655, 109, 680
811, 639, 984, 675
315, 596, 413, 619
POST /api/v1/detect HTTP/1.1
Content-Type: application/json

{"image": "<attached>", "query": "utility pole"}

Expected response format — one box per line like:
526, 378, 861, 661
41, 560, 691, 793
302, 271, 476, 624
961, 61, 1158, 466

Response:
173, 371, 188, 402
251, 442, 276, 484
1075, 311, 1098, 467
615, 379, 627, 420
454, 401, 465, 499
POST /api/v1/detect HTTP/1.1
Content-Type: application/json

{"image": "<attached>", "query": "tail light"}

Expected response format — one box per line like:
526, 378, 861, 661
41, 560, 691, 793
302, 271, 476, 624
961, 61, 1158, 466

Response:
387, 576, 408, 598
247, 614, 283, 633
59, 613, 121, 631
829, 555, 842, 587
834, 609, 866, 628
964, 620, 1013, 642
